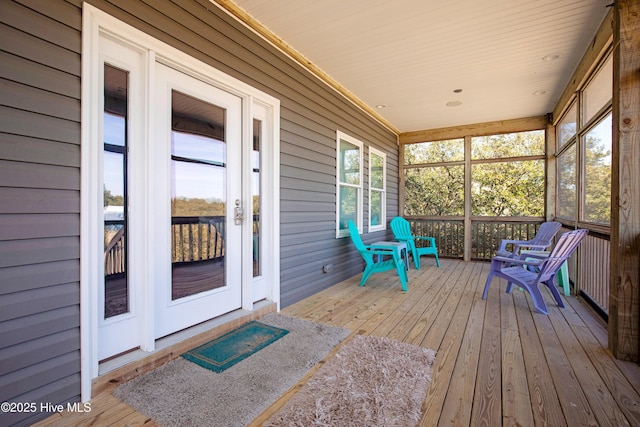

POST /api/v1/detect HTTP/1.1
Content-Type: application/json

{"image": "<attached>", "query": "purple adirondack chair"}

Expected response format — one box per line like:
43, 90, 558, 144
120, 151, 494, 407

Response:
495, 221, 562, 258
482, 229, 588, 314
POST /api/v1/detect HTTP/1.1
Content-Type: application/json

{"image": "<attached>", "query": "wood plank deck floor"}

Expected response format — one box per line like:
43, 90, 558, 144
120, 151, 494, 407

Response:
35, 259, 640, 426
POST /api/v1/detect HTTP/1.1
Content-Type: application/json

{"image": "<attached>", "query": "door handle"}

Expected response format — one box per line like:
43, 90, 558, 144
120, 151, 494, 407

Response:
234, 199, 244, 225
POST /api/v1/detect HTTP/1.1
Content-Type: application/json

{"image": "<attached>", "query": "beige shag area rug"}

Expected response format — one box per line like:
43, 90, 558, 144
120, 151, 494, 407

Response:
114, 314, 350, 427
265, 335, 436, 427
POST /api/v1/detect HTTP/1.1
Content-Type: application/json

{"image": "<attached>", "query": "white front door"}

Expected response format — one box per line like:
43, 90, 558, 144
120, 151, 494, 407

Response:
153, 64, 243, 338
86, 7, 280, 385
98, 60, 244, 356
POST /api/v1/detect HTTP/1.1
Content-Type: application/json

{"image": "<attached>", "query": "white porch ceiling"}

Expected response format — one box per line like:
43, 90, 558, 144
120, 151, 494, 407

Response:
230, 0, 611, 133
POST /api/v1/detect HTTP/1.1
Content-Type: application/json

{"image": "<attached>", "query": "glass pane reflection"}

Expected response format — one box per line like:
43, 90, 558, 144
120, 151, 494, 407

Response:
252, 119, 261, 277
170, 91, 227, 300
103, 64, 129, 318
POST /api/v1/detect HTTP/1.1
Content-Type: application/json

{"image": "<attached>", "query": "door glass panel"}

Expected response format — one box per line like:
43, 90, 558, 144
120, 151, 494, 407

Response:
252, 119, 262, 277
170, 91, 227, 300
103, 65, 129, 318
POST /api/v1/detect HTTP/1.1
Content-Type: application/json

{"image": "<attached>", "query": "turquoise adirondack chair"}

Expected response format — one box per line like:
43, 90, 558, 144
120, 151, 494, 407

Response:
390, 216, 440, 269
348, 221, 408, 291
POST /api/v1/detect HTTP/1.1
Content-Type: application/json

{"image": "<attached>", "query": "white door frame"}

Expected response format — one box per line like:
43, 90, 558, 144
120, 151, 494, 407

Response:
153, 63, 243, 338
81, 4, 280, 401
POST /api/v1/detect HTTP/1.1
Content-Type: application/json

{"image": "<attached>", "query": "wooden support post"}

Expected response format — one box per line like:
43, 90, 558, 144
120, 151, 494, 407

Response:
545, 120, 556, 222
463, 136, 472, 262
609, 0, 640, 363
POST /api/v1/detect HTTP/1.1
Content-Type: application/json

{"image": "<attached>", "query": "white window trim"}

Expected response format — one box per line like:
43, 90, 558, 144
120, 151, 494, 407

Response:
368, 147, 386, 232
336, 131, 363, 237
81, 4, 280, 402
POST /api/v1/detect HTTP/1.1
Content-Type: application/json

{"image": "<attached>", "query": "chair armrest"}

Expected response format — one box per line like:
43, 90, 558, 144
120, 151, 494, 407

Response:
415, 236, 436, 246
393, 237, 412, 243
518, 252, 548, 260
496, 250, 518, 258
492, 255, 543, 268
514, 243, 551, 252
497, 239, 526, 252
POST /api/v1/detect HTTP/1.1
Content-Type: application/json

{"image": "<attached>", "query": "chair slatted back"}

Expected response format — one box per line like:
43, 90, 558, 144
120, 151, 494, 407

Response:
528, 221, 562, 247
390, 216, 413, 241
537, 229, 588, 282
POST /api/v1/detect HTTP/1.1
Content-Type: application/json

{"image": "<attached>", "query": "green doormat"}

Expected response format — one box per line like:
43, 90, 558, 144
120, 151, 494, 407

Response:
182, 321, 289, 373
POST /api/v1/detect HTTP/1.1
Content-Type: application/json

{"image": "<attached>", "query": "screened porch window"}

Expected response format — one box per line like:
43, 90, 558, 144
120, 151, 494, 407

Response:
403, 131, 545, 218
556, 53, 612, 226
471, 131, 545, 217
403, 138, 464, 216
557, 143, 577, 219
402, 129, 546, 260
583, 113, 612, 224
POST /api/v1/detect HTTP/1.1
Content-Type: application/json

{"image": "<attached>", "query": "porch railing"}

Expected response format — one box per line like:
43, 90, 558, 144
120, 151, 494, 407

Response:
171, 216, 226, 265
407, 217, 543, 261
104, 216, 228, 275
407, 217, 610, 316
104, 223, 126, 277
572, 229, 610, 315
409, 218, 465, 259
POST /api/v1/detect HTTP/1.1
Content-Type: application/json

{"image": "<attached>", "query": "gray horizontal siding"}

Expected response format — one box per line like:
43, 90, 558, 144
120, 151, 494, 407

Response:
0, 282, 79, 322
0, 329, 79, 377
0, 352, 79, 403
0, 188, 80, 214
0, 50, 81, 99
0, 133, 80, 167
0, 23, 80, 76
0, 237, 80, 269
1, 79, 80, 122
0, 306, 79, 349
0, 160, 79, 190
2, 0, 81, 52
0, 107, 80, 143
0, 261, 79, 295
0, 214, 79, 240
0, 1, 82, 425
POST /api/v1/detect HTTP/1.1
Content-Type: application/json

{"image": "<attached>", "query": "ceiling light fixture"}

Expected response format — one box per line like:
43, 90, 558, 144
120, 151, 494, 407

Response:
542, 53, 561, 61
453, 89, 462, 93
532, 90, 547, 96
446, 101, 462, 107
375, 104, 387, 109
